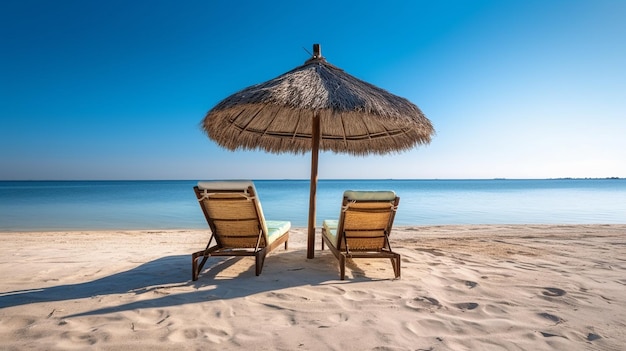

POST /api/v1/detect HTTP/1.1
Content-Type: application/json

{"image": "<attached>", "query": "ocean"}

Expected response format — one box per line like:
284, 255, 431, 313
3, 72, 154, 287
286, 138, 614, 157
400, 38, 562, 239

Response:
1, 179, 625, 231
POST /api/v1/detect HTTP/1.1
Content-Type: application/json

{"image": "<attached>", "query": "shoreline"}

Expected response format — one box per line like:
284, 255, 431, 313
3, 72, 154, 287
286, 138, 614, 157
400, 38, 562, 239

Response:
1, 224, 625, 350
2, 222, 625, 233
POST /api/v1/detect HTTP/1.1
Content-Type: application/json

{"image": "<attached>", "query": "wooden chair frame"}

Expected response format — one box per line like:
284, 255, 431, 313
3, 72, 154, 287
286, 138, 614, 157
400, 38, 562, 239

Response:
321, 193, 401, 280
192, 182, 289, 280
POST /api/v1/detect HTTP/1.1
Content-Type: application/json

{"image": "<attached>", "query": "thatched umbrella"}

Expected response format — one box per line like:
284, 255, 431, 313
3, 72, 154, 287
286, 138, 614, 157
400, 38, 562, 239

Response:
202, 44, 434, 258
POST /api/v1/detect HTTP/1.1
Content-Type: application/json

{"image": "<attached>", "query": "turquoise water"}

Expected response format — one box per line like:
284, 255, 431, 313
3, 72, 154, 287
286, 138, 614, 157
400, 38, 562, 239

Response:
0, 179, 625, 231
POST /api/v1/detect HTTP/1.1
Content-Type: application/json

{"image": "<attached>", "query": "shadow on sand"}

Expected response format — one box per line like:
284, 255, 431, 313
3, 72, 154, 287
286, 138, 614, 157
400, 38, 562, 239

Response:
0, 249, 378, 318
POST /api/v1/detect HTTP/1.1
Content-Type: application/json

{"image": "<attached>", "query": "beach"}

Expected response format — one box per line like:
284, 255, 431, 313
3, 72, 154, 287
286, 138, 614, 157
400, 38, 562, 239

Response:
1, 225, 625, 350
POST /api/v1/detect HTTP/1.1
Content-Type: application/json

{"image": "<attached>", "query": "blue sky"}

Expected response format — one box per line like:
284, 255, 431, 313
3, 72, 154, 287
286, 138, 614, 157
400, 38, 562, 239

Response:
1, 0, 625, 180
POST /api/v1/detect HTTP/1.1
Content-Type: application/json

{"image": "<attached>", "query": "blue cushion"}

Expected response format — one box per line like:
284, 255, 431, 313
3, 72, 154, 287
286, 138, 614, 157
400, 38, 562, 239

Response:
265, 220, 291, 244
322, 219, 339, 247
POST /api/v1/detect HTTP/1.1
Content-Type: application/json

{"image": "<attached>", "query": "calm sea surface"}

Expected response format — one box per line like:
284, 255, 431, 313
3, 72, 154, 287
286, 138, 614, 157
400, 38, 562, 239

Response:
1, 179, 625, 231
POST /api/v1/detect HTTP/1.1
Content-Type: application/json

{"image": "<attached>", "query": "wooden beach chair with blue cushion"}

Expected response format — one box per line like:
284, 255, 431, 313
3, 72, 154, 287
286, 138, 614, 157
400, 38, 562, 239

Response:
321, 190, 401, 280
192, 180, 290, 280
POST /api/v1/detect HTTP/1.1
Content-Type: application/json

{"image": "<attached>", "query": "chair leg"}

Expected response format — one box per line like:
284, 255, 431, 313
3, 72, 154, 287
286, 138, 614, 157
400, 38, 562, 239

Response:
391, 254, 401, 278
255, 249, 267, 276
192, 254, 198, 281
339, 255, 346, 280
192, 251, 208, 281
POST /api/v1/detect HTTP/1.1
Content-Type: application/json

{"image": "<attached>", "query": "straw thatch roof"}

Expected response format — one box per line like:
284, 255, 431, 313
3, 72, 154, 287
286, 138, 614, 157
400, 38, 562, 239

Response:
202, 48, 434, 156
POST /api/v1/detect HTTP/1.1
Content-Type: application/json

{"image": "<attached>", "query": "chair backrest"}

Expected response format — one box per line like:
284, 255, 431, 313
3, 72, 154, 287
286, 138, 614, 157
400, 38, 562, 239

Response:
336, 190, 399, 250
194, 180, 269, 248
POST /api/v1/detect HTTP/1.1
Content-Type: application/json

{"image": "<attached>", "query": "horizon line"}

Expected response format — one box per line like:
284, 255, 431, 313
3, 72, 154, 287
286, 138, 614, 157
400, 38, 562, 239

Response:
0, 177, 622, 182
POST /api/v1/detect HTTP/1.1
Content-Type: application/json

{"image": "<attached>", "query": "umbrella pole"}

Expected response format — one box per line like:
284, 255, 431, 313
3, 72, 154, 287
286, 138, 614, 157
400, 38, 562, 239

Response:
307, 113, 320, 259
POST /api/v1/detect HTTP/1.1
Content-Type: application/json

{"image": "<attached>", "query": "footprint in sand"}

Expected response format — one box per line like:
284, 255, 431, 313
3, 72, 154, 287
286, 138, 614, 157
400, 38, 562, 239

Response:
455, 302, 478, 310
587, 333, 601, 341
465, 280, 477, 289
410, 296, 442, 310
418, 296, 441, 306
540, 331, 562, 338
542, 287, 566, 297
538, 312, 563, 324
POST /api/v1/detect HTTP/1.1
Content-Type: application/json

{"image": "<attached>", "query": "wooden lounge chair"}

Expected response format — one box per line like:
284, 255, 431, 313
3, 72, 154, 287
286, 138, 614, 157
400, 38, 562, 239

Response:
321, 190, 401, 280
192, 180, 290, 280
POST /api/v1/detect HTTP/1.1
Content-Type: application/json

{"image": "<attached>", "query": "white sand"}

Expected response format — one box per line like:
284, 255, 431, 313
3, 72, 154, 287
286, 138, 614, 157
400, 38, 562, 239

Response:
1, 225, 625, 350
